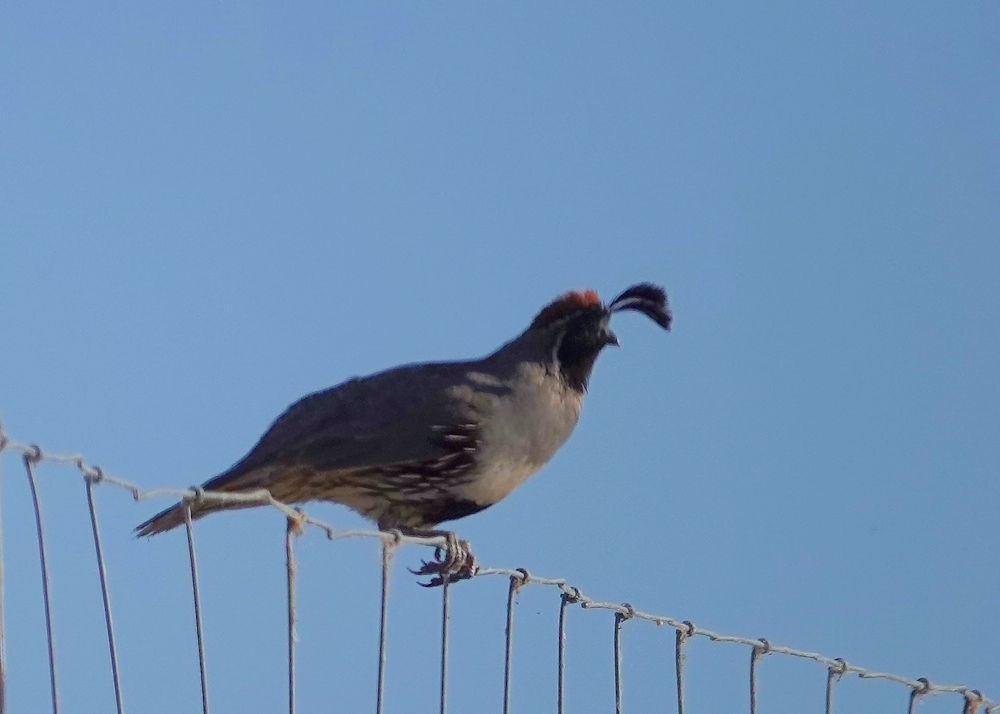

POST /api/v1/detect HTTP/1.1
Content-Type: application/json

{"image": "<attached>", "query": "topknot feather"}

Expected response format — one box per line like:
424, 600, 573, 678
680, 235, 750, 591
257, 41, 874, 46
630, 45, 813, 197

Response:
530, 290, 603, 329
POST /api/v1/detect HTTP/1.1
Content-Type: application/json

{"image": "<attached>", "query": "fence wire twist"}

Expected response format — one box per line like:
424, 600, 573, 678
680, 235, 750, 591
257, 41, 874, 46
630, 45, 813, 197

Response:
0, 423, 995, 714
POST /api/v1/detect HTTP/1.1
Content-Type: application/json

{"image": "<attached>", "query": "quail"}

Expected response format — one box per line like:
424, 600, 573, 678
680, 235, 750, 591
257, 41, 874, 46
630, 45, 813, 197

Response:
137, 283, 671, 583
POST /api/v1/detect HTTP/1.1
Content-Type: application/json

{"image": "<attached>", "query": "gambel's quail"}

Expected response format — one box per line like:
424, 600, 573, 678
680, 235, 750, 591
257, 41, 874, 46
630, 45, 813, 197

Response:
137, 283, 671, 582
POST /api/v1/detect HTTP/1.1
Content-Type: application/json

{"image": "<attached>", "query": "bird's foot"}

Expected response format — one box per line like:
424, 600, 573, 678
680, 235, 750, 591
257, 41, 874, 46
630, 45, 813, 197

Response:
410, 532, 478, 587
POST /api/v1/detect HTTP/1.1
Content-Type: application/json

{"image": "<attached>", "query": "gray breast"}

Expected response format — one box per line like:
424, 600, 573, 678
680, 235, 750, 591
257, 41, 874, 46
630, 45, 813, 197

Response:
456, 363, 583, 506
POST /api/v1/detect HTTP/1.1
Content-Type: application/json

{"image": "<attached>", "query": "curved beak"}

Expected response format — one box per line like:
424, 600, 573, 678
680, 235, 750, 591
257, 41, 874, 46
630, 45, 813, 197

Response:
603, 328, 620, 347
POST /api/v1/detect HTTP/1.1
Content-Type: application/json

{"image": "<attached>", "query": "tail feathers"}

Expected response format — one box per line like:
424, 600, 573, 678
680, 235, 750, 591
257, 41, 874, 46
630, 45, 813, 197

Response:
136, 500, 235, 536
136, 465, 271, 537
136, 503, 195, 537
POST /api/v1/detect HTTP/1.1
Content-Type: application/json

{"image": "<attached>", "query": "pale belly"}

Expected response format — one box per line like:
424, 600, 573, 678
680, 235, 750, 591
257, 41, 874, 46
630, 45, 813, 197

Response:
459, 458, 543, 506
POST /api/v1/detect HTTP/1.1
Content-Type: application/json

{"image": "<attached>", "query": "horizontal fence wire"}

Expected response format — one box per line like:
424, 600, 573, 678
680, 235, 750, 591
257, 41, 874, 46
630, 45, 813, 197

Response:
478, 566, 996, 713
0, 423, 996, 714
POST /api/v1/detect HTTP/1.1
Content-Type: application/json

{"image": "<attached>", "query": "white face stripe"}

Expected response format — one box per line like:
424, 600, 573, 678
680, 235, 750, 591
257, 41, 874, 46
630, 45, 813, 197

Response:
550, 327, 566, 368
541, 308, 611, 368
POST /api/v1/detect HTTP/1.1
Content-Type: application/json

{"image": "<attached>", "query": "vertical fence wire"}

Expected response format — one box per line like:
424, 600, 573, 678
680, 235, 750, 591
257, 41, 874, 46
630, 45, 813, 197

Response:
84, 475, 125, 714
908, 679, 930, 714
502, 572, 524, 714
439, 579, 450, 714
906, 677, 931, 714
285, 515, 300, 714
749, 640, 768, 714
0, 446, 6, 714
183, 505, 210, 714
557, 590, 577, 714
613, 608, 630, 714
825, 666, 836, 714
675, 624, 691, 714
965, 690, 984, 714
824, 659, 845, 714
24, 454, 60, 714
376, 541, 395, 714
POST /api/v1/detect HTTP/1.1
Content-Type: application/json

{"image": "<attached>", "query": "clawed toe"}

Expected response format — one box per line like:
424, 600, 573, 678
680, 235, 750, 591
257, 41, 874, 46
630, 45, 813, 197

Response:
409, 536, 478, 587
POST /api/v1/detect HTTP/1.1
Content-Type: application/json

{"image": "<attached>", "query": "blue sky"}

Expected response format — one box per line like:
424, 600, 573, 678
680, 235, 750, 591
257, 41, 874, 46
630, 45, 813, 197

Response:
2, 3, 998, 712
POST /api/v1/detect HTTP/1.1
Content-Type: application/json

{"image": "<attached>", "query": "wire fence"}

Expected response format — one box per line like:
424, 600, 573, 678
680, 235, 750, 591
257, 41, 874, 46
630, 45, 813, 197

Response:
0, 421, 995, 714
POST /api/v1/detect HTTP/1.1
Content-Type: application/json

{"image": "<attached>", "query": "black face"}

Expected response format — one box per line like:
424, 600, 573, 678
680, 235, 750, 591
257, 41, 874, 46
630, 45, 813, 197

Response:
556, 310, 617, 392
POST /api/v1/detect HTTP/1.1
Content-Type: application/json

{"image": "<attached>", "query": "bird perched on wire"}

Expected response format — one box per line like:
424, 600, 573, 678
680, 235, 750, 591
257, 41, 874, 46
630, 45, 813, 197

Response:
137, 283, 671, 584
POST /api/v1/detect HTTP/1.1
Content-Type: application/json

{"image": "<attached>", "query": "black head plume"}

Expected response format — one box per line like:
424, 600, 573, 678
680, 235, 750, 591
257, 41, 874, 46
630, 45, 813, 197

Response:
607, 283, 672, 330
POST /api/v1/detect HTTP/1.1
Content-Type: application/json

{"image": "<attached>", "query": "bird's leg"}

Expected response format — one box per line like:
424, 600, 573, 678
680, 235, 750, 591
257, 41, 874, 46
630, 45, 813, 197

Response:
402, 528, 478, 587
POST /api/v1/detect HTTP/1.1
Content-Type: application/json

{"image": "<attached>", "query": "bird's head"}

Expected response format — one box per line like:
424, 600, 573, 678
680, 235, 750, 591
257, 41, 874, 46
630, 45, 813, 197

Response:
527, 283, 672, 392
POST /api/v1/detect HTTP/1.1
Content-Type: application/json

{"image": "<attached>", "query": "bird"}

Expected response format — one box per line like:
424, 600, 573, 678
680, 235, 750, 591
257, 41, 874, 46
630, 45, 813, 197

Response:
137, 283, 671, 583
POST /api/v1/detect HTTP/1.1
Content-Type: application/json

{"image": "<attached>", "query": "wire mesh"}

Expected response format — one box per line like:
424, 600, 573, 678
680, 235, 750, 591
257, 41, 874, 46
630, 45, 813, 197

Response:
0, 424, 996, 713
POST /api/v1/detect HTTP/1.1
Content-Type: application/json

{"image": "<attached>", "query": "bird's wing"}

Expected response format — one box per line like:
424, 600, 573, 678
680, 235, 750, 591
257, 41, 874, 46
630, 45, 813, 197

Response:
201, 360, 496, 491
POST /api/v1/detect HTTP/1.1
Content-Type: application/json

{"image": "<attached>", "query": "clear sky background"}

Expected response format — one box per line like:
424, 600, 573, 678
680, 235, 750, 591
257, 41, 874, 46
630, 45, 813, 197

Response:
2, 3, 998, 713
